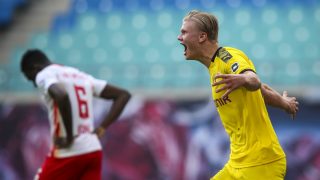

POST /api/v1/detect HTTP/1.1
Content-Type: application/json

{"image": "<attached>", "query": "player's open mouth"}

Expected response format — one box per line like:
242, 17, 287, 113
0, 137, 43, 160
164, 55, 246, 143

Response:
181, 43, 187, 55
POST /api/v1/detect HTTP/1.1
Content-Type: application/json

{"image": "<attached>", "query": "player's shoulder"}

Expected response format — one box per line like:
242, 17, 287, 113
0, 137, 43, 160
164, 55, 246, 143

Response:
217, 47, 233, 63
37, 64, 82, 79
62, 65, 81, 73
225, 47, 248, 58
218, 47, 248, 63
222, 47, 246, 56
63, 65, 94, 81
42, 64, 66, 72
52, 64, 86, 75
36, 64, 57, 78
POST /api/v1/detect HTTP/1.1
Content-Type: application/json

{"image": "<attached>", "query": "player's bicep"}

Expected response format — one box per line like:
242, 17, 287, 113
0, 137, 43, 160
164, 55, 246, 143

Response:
100, 84, 128, 100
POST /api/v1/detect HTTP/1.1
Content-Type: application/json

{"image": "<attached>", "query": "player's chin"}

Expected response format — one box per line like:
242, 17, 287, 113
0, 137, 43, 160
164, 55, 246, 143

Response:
184, 54, 194, 60
184, 53, 191, 60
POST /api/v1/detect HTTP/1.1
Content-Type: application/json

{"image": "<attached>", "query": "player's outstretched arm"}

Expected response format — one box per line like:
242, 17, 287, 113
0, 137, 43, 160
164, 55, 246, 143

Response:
212, 71, 261, 98
261, 83, 299, 119
94, 84, 131, 138
48, 83, 73, 148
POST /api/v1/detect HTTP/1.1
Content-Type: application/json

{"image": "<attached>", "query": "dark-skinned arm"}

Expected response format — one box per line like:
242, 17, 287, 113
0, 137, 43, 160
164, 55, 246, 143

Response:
48, 83, 73, 148
94, 84, 131, 138
261, 84, 299, 119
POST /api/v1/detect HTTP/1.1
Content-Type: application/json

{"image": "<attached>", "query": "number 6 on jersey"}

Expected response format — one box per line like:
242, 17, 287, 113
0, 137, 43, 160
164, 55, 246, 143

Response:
74, 85, 89, 119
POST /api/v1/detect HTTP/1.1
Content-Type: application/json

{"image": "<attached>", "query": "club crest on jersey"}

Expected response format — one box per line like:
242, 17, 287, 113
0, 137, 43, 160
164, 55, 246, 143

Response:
231, 62, 239, 72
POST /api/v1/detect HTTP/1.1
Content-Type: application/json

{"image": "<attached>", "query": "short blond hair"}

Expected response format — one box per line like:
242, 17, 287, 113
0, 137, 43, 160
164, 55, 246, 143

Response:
184, 10, 219, 41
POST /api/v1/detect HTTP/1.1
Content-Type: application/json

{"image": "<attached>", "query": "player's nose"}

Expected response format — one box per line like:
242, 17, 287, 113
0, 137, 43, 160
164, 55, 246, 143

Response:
177, 34, 182, 41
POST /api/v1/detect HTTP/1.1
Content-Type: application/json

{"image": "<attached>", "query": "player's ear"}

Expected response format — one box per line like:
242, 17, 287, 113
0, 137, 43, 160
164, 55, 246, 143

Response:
199, 32, 207, 43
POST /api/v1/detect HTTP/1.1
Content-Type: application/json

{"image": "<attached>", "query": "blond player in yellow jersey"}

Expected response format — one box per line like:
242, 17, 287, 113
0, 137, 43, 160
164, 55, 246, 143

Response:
177, 10, 299, 179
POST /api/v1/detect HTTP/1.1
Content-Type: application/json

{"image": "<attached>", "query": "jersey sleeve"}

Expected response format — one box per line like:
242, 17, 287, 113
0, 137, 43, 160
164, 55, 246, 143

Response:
225, 56, 256, 75
35, 69, 59, 95
87, 75, 107, 97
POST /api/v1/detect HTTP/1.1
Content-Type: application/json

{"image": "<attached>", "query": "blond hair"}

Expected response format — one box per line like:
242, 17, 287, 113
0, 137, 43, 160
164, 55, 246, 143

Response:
184, 10, 219, 41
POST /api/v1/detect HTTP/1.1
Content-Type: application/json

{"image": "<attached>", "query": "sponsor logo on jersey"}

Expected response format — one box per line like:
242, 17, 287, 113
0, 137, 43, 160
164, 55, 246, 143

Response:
214, 95, 232, 107
218, 48, 233, 63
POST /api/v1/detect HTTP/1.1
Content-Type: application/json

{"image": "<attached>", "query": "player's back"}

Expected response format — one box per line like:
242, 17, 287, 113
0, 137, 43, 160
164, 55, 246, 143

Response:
45, 65, 95, 135
57, 65, 95, 133
36, 64, 103, 157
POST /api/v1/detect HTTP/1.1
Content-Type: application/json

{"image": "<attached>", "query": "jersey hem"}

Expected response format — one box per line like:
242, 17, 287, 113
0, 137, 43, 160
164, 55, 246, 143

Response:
53, 148, 102, 158
229, 155, 286, 169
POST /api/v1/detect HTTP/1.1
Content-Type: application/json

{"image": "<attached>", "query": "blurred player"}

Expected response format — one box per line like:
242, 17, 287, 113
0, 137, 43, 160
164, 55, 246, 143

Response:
20, 49, 131, 180
177, 10, 299, 179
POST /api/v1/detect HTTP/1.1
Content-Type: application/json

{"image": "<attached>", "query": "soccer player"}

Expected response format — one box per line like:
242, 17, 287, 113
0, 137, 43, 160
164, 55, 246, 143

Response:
20, 49, 131, 180
177, 10, 299, 179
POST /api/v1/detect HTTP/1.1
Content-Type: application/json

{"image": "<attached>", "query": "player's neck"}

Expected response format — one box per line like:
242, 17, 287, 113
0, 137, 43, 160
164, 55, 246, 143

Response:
198, 42, 219, 68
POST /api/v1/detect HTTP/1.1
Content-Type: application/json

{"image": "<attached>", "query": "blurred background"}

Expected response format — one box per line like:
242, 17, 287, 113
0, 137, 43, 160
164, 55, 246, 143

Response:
0, 0, 319, 179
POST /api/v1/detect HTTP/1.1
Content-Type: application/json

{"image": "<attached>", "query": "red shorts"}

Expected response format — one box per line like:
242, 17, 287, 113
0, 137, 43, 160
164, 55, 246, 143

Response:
36, 150, 102, 180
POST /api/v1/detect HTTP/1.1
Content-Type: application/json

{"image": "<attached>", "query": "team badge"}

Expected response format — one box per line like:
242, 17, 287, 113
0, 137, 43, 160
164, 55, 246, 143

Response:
231, 62, 239, 72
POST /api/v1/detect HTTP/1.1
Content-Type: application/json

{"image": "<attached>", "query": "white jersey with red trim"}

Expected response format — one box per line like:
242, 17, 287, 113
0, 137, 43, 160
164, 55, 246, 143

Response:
35, 64, 106, 158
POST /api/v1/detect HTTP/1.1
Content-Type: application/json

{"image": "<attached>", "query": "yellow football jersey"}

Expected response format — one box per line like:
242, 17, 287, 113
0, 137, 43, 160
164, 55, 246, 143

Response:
209, 47, 285, 168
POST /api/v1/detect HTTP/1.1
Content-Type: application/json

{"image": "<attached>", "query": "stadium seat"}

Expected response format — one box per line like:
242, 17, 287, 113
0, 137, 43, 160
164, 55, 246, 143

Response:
3, 0, 320, 92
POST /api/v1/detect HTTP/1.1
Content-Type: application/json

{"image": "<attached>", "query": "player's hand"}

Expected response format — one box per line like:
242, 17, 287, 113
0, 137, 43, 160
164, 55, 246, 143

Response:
282, 91, 299, 120
212, 73, 246, 98
54, 136, 73, 149
94, 126, 106, 139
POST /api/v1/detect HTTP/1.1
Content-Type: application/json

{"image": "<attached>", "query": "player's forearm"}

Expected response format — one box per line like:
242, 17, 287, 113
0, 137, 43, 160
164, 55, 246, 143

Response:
56, 95, 73, 140
100, 91, 131, 129
49, 84, 73, 142
261, 84, 287, 109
